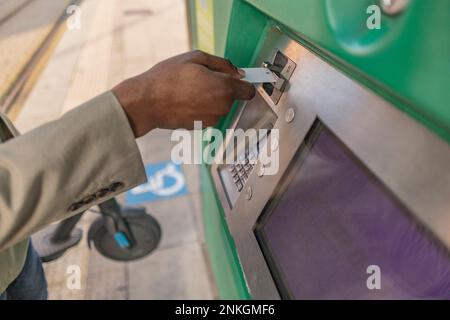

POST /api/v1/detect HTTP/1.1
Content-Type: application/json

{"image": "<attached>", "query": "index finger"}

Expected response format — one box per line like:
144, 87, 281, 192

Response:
190, 50, 244, 78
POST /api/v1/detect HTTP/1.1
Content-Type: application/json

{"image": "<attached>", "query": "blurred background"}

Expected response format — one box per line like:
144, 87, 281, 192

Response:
0, 0, 216, 299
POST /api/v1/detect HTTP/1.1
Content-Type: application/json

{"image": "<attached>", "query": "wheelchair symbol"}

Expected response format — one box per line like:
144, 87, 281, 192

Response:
131, 163, 186, 197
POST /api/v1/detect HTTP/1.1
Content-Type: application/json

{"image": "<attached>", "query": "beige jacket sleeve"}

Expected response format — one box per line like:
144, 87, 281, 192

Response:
0, 91, 147, 251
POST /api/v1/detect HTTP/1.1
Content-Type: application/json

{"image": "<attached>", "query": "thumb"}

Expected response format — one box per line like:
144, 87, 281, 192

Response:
230, 78, 256, 100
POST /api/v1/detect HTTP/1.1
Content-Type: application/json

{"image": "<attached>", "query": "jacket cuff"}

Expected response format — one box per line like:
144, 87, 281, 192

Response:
60, 91, 147, 214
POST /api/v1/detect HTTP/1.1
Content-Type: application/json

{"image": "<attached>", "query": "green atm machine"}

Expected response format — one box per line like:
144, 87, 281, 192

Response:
186, 0, 450, 299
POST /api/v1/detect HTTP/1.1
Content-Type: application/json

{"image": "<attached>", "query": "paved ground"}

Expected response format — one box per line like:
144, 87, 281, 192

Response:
9, 0, 217, 299
0, 0, 71, 101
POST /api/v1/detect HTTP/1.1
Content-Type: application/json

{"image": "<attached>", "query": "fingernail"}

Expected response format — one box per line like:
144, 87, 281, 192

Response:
237, 68, 246, 77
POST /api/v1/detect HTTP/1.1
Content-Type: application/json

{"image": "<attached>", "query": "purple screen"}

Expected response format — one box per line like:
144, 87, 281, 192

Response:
257, 124, 450, 299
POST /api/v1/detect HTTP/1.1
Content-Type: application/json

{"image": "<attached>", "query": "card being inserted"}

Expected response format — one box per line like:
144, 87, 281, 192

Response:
241, 68, 277, 84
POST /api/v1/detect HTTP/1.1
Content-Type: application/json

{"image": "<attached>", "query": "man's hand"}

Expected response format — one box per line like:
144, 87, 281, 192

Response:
112, 51, 256, 138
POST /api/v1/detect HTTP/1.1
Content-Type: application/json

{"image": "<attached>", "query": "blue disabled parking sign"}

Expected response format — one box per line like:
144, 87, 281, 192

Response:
125, 161, 188, 205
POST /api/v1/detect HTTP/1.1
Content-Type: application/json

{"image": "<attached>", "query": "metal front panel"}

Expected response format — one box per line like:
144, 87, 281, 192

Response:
211, 30, 450, 299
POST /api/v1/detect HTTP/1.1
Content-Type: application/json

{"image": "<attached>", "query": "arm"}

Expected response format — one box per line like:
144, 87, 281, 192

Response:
0, 92, 146, 251
0, 51, 255, 251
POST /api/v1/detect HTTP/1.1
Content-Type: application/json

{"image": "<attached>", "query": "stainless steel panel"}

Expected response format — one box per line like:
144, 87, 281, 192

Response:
211, 29, 450, 299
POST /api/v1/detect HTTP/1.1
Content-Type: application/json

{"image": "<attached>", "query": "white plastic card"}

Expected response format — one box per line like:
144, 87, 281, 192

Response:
241, 68, 277, 83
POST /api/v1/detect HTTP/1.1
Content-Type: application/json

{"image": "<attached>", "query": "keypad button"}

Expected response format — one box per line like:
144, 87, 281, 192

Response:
236, 181, 243, 192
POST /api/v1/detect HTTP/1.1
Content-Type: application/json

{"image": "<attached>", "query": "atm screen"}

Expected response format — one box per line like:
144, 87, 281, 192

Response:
255, 121, 450, 299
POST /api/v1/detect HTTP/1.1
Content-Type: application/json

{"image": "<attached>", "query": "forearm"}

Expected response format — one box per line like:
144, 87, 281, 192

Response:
0, 91, 146, 251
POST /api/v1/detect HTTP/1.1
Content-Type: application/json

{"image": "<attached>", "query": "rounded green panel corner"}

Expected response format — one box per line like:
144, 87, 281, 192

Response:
189, 0, 450, 143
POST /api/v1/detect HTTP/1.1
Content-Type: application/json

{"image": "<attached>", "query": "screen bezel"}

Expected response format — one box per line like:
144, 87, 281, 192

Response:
252, 121, 322, 299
